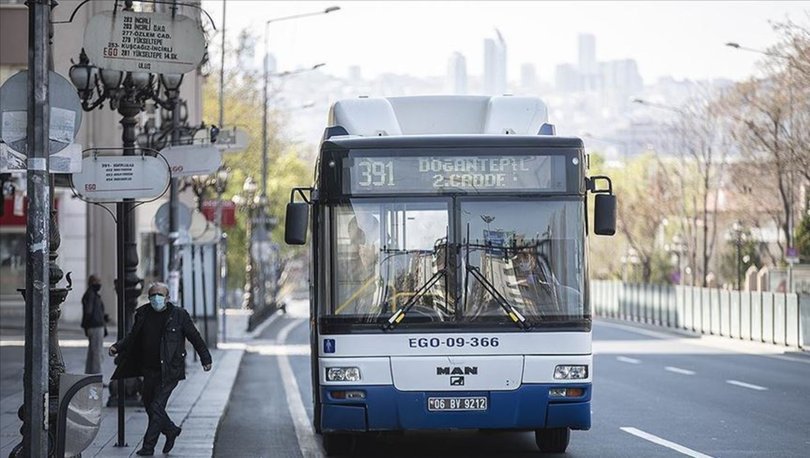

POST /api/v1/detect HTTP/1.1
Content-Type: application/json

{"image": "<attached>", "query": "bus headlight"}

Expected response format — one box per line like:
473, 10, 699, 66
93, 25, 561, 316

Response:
553, 365, 588, 380
326, 367, 361, 382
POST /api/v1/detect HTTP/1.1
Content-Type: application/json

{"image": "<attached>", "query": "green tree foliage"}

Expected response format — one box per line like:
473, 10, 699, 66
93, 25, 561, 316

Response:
202, 30, 311, 291
716, 228, 763, 288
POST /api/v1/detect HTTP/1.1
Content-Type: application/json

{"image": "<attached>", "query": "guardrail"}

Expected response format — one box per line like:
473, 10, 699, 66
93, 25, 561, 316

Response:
590, 280, 807, 349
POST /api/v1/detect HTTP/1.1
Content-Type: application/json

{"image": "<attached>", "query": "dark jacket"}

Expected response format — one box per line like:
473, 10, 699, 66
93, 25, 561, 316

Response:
81, 288, 106, 329
111, 303, 212, 384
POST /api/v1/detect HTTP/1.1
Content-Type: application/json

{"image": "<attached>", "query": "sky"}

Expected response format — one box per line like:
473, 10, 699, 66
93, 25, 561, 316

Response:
202, 1, 810, 84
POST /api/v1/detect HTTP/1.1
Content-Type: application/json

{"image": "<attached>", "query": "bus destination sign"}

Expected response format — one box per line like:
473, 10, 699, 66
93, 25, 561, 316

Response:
347, 154, 566, 194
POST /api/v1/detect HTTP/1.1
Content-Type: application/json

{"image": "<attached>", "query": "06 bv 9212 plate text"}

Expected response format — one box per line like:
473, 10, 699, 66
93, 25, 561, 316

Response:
427, 396, 488, 412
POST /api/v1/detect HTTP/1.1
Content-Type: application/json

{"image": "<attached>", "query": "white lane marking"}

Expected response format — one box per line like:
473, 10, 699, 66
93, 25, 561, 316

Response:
246, 310, 283, 339
277, 318, 325, 458
665, 366, 695, 375
621, 427, 714, 458
617, 356, 641, 364
726, 379, 768, 391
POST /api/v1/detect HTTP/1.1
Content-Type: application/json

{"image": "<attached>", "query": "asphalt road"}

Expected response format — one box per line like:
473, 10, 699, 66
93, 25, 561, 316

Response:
215, 299, 810, 457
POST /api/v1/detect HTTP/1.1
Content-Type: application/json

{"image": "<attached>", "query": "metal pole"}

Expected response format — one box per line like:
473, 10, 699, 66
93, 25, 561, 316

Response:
736, 238, 742, 291
256, 23, 270, 315
200, 245, 210, 345
191, 245, 198, 362
218, 0, 227, 129
216, 188, 226, 342
217, 0, 228, 343
115, 201, 126, 447
262, 24, 270, 200
23, 0, 51, 455
168, 104, 181, 301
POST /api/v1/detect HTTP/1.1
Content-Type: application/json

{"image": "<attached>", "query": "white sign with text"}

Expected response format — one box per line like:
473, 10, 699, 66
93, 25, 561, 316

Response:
215, 127, 249, 152
161, 144, 222, 177
71, 155, 170, 202
83, 10, 206, 74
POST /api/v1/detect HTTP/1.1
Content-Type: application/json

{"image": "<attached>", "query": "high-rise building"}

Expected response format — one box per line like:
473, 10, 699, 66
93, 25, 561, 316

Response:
483, 29, 507, 95
520, 63, 538, 92
578, 33, 598, 91
600, 59, 643, 95
555, 63, 580, 93
447, 52, 467, 95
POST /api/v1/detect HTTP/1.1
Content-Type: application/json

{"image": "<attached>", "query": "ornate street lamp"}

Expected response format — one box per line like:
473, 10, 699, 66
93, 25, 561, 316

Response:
233, 177, 259, 311
214, 167, 231, 340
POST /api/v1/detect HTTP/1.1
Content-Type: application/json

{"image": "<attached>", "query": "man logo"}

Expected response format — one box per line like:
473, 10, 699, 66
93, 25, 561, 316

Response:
450, 376, 465, 386
436, 366, 478, 375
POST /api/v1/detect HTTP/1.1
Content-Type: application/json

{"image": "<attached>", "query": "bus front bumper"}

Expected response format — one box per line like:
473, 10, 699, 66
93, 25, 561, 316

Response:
320, 383, 591, 432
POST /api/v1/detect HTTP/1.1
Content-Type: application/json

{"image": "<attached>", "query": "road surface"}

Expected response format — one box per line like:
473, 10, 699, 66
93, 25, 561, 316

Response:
215, 298, 810, 457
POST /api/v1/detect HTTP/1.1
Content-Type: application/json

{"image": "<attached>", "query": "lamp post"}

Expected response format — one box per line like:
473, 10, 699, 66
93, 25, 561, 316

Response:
69, 44, 184, 440
725, 41, 797, 292
233, 177, 259, 310
214, 167, 230, 341
665, 234, 687, 286
258, 6, 339, 315
731, 221, 746, 291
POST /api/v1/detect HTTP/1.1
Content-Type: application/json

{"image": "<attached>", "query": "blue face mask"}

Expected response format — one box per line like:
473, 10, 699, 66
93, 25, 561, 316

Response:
149, 294, 167, 312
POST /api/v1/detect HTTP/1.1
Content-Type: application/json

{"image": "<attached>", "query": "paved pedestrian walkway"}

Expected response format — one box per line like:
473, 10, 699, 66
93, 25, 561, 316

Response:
0, 310, 255, 457
85, 347, 244, 457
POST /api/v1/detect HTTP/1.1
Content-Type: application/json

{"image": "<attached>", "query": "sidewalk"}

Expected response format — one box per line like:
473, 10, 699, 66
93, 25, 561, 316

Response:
85, 347, 244, 457
0, 309, 261, 457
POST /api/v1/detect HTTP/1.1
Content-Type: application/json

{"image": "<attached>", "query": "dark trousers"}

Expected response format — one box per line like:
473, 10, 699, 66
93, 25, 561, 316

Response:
141, 370, 179, 450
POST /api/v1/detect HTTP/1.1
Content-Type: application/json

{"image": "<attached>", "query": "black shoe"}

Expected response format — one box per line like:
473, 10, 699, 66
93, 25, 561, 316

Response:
163, 427, 182, 453
135, 449, 154, 456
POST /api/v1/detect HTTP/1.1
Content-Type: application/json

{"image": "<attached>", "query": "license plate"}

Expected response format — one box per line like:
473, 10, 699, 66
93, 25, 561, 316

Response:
427, 396, 488, 412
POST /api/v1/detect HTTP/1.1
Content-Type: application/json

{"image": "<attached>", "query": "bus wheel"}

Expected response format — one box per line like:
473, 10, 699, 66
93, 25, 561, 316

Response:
322, 433, 354, 456
535, 427, 570, 453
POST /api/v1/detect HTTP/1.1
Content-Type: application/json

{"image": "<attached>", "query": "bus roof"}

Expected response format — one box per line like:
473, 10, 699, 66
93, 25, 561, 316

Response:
323, 134, 584, 151
327, 95, 553, 138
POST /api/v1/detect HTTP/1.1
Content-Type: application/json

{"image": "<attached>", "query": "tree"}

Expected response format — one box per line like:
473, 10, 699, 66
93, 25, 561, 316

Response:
665, 88, 731, 286
608, 153, 678, 283
201, 29, 311, 291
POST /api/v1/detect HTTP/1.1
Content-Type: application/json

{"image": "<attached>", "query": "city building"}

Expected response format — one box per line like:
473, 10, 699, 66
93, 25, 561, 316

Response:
446, 52, 467, 95
483, 30, 507, 95
0, 0, 204, 326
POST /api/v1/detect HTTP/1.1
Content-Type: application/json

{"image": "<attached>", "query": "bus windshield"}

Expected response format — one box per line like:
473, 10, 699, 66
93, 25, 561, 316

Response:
328, 198, 585, 329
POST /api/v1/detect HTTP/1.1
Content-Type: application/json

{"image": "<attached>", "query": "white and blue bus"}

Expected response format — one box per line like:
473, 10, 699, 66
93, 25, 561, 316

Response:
285, 96, 616, 455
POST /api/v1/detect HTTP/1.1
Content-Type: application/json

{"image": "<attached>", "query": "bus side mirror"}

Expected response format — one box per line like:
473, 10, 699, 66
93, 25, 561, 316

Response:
285, 202, 309, 245
594, 194, 616, 236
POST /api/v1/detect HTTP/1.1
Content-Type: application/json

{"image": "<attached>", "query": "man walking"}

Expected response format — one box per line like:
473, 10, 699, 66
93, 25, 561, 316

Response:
109, 282, 212, 456
81, 274, 107, 374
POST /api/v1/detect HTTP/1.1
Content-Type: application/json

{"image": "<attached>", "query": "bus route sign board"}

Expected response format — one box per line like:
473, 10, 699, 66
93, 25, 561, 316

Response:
83, 10, 206, 75
71, 155, 170, 202
160, 144, 222, 177
346, 154, 567, 194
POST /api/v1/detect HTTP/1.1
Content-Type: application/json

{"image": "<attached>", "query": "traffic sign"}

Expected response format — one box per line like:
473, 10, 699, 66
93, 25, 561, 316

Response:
83, 10, 206, 75
154, 201, 192, 235
214, 127, 249, 152
160, 144, 222, 177
0, 70, 82, 155
786, 247, 800, 264
71, 154, 170, 202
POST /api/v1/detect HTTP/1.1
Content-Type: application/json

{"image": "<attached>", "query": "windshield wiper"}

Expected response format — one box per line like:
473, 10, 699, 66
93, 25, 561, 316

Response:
464, 262, 532, 330
462, 224, 533, 330
382, 269, 446, 330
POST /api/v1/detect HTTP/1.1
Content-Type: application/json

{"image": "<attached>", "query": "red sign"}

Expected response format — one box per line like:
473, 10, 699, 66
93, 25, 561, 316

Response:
201, 200, 236, 227
0, 196, 59, 227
